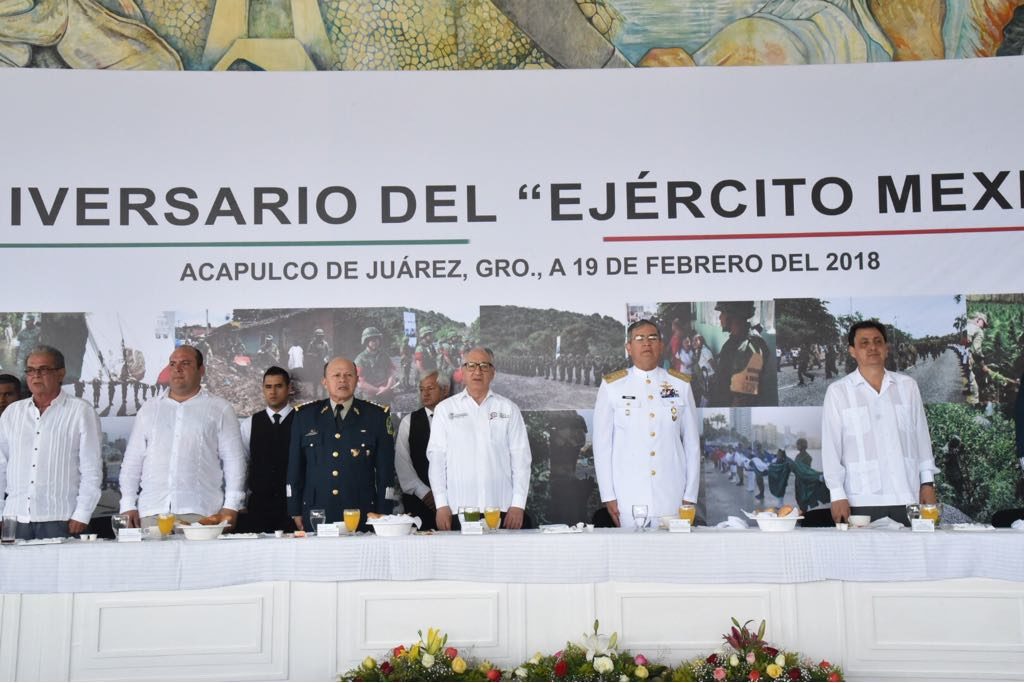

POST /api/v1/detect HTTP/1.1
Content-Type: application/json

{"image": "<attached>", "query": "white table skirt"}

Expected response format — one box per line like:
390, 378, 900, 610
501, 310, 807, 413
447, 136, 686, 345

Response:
2, 527, 1023, 594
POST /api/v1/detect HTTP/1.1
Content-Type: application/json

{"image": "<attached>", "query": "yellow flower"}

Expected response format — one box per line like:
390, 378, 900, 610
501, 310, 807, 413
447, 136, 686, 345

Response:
635, 664, 649, 679
767, 664, 783, 678
361, 656, 376, 671
451, 656, 467, 674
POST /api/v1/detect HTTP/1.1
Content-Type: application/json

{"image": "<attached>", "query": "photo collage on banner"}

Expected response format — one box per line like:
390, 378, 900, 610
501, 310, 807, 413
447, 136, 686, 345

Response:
2, 291, 1021, 527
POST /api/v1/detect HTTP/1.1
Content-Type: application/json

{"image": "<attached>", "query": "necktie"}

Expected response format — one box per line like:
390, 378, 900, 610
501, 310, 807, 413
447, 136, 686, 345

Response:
335, 404, 344, 427
273, 413, 281, 425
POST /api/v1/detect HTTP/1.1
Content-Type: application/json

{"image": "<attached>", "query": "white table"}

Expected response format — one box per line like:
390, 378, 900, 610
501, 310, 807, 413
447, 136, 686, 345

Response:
2, 528, 1023, 680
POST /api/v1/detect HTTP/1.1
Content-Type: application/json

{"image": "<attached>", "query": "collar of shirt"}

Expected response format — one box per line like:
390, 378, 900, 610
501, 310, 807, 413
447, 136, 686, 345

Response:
455, 388, 494, 406
31, 390, 68, 414
163, 387, 209, 405
265, 405, 293, 421
629, 365, 661, 381
329, 398, 354, 416
850, 368, 894, 393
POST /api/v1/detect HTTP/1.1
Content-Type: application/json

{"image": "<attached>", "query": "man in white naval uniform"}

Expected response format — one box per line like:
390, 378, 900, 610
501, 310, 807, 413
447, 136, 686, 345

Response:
594, 319, 700, 529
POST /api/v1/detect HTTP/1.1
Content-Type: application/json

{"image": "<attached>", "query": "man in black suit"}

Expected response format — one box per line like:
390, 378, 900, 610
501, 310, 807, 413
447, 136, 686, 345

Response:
238, 367, 295, 533
287, 357, 394, 532
394, 371, 449, 530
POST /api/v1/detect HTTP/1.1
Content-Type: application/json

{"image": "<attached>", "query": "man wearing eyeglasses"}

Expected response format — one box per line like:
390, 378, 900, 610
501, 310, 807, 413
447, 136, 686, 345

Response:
119, 345, 246, 529
0, 345, 102, 539
594, 320, 700, 529
427, 347, 533, 530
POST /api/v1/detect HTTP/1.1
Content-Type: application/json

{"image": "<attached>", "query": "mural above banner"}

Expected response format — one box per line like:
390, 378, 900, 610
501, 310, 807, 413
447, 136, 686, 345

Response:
2, 0, 1022, 71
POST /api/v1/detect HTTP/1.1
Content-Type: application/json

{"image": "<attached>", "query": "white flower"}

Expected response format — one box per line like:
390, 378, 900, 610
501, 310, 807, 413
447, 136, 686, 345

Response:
581, 631, 618, 661
730, 654, 740, 667
593, 656, 614, 674
529, 652, 543, 665
515, 667, 528, 678
620, 676, 630, 682
421, 653, 435, 668
775, 654, 786, 667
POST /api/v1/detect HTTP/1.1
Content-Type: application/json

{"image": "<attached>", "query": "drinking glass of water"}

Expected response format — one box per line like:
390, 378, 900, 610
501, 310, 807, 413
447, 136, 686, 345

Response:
309, 508, 327, 533
631, 504, 649, 532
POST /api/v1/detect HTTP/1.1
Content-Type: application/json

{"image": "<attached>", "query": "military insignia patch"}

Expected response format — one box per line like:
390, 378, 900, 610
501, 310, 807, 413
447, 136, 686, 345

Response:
351, 448, 360, 457
660, 382, 679, 398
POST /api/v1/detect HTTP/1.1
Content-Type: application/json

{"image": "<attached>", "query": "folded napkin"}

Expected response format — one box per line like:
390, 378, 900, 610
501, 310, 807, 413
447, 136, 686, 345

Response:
868, 517, 903, 530
950, 523, 994, 531
539, 523, 583, 534
1011, 519, 1024, 531
715, 516, 749, 529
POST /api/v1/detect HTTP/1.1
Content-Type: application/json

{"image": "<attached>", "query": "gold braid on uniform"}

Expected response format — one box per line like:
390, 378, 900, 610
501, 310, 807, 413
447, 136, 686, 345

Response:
602, 369, 628, 383
667, 368, 692, 383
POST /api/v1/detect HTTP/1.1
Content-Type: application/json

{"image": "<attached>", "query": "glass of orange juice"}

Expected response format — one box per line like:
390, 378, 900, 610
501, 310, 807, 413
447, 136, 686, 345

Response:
920, 504, 940, 525
157, 512, 176, 537
343, 509, 360, 533
484, 506, 501, 530
678, 503, 696, 525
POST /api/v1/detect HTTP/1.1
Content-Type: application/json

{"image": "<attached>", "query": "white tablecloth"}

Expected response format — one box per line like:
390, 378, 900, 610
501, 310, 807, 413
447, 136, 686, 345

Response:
2, 528, 1023, 594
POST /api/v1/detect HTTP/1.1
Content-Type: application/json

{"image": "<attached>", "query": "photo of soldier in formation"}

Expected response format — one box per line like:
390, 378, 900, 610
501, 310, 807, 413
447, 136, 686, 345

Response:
776, 296, 966, 407
179, 307, 474, 416
639, 300, 778, 408
478, 305, 626, 410
701, 407, 821, 526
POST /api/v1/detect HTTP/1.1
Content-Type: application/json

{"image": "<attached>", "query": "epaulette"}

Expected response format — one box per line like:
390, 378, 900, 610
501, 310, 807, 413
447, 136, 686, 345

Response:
603, 368, 628, 383
364, 399, 391, 413
667, 368, 692, 383
294, 399, 318, 412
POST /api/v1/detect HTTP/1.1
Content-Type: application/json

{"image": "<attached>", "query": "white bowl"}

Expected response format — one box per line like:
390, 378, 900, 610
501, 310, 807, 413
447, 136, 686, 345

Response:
180, 523, 227, 541
848, 515, 871, 528
368, 521, 415, 537
754, 516, 801, 532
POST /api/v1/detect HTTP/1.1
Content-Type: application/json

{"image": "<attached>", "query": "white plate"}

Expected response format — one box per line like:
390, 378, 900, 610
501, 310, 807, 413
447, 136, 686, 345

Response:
219, 532, 260, 539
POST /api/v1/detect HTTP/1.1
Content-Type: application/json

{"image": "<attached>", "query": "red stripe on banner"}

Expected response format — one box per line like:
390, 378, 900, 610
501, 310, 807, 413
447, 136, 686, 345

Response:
602, 225, 1024, 242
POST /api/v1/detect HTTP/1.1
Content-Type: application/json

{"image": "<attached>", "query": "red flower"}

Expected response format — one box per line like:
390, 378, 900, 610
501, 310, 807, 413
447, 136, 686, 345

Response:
763, 646, 779, 658
707, 654, 719, 665
748, 671, 761, 681
486, 668, 501, 681
827, 673, 841, 682
445, 647, 459, 659
393, 645, 406, 657
380, 662, 393, 675
554, 660, 568, 678
819, 660, 832, 669
788, 667, 802, 680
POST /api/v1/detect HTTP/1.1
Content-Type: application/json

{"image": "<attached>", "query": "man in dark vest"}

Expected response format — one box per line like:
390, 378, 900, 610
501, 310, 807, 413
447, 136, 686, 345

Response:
238, 367, 295, 533
394, 371, 449, 530
287, 357, 395, 532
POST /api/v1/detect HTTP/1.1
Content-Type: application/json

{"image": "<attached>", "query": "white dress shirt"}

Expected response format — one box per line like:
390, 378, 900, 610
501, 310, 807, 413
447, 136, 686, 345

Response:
0, 393, 102, 524
427, 390, 531, 512
119, 389, 247, 517
239, 405, 294, 456
822, 369, 936, 506
395, 408, 432, 498
593, 366, 700, 528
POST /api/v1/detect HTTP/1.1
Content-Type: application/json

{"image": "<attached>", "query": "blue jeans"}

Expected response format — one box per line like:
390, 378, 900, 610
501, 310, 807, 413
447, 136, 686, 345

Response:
16, 520, 71, 540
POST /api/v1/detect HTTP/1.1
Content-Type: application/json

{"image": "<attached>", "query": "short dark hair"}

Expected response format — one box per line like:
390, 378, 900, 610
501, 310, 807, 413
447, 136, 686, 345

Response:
263, 366, 290, 384
0, 374, 21, 394
27, 345, 65, 369
178, 344, 204, 368
626, 318, 661, 339
847, 320, 887, 346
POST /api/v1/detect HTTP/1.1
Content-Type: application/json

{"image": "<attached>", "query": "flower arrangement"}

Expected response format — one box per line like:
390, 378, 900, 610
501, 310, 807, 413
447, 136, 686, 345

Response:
339, 620, 841, 682
510, 620, 668, 681
339, 627, 499, 682
671, 619, 843, 682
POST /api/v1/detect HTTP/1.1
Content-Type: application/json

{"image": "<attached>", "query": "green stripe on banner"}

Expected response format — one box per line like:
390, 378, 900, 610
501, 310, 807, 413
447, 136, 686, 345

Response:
0, 239, 469, 249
